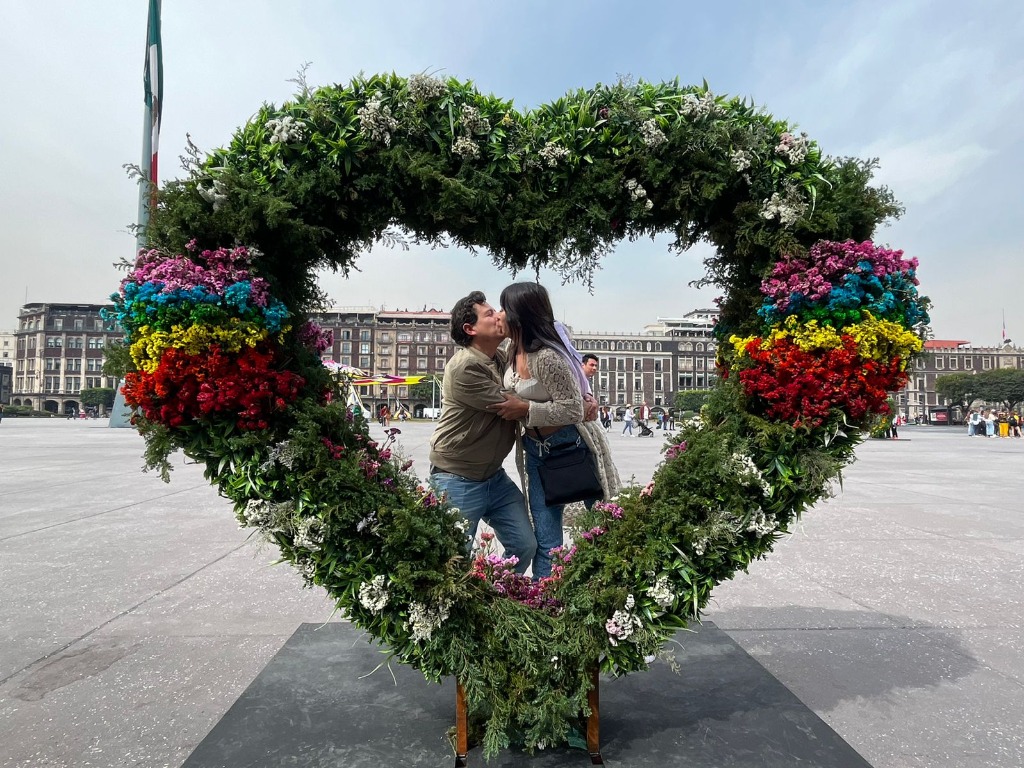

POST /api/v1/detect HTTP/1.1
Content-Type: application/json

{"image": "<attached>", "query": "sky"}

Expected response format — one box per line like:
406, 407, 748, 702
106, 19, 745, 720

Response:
1, 0, 1021, 343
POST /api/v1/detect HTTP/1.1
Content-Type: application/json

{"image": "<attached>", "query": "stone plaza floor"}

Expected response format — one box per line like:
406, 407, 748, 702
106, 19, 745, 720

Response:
1, 419, 1022, 767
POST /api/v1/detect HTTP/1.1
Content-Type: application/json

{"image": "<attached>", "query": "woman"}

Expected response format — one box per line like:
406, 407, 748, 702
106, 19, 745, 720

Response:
495, 282, 619, 579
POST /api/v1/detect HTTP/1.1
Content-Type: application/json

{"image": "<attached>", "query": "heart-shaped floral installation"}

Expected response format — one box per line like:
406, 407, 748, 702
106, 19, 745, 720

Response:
108, 74, 929, 756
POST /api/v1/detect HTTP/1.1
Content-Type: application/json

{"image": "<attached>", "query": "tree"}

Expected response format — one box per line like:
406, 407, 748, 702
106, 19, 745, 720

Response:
675, 389, 710, 412
80, 387, 116, 409
409, 374, 443, 405
975, 368, 1024, 412
934, 372, 980, 413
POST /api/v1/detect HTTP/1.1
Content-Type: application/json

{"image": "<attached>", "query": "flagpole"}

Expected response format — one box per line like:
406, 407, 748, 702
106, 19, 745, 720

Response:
136, 0, 162, 252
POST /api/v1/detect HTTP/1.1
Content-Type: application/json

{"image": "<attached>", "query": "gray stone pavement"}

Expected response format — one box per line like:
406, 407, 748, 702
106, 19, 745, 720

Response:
0, 419, 1021, 767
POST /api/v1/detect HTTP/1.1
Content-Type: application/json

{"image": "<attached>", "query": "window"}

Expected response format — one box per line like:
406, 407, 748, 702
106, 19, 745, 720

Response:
417, 357, 428, 369
633, 377, 642, 390
435, 346, 446, 355
359, 356, 371, 368
654, 378, 662, 391
67, 337, 83, 349
949, 357, 957, 369
678, 358, 693, 371
87, 337, 104, 349
341, 356, 351, 365
379, 345, 392, 356
654, 361, 662, 372
935, 357, 943, 370
53, 318, 64, 330
696, 358, 705, 370
616, 393, 625, 404
399, 357, 409, 370
379, 357, 391, 370
633, 360, 642, 371
360, 330, 371, 341
417, 332, 430, 342
378, 332, 392, 342
398, 345, 410, 354
46, 336, 62, 348
74, 318, 84, 330
45, 358, 61, 371
398, 332, 412, 342
398, 386, 409, 397
45, 376, 61, 393
616, 373, 625, 390
94, 318, 104, 331
417, 346, 428, 355
617, 358, 625, 371
360, 343, 371, 354
86, 376, 103, 388
66, 358, 82, 372
342, 342, 352, 353
964, 357, 973, 369
982, 357, 991, 370
599, 373, 608, 391
341, 330, 351, 340
633, 393, 643, 405
435, 357, 446, 369
69, 376, 84, 392
435, 333, 447, 343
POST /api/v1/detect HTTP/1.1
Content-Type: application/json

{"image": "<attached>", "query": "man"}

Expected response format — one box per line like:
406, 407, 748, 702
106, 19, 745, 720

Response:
428, 291, 537, 574
581, 353, 599, 380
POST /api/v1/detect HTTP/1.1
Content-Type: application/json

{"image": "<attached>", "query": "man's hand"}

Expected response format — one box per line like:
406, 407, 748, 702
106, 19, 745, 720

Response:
489, 392, 531, 421
583, 394, 599, 422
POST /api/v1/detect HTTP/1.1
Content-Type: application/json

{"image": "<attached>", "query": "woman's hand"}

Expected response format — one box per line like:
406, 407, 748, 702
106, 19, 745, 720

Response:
583, 394, 599, 422
489, 393, 531, 421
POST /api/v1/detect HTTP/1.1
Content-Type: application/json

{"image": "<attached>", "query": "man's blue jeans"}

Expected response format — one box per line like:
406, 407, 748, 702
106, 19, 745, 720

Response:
430, 468, 536, 575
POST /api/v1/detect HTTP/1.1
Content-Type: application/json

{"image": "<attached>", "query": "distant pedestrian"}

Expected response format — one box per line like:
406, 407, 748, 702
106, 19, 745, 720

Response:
622, 408, 634, 435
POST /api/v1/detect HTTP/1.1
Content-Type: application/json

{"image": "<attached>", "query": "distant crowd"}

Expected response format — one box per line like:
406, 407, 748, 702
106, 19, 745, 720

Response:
966, 409, 1022, 438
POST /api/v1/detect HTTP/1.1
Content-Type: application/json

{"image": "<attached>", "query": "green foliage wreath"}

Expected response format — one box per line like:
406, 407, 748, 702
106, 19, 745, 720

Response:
109, 73, 929, 756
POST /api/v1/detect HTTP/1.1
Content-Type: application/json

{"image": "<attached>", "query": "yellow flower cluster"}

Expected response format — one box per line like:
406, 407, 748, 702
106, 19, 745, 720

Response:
130, 321, 271, 372
731, 314, 922, 368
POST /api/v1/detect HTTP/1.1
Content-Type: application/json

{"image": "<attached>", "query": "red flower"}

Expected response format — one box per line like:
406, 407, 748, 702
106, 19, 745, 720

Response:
123, 344, 304, 430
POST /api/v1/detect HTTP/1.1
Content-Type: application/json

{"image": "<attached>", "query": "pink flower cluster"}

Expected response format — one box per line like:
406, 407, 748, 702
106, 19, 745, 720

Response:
665, 441, 687, 460
298, 320, 334, 354
761, 240, 920, 312
593, 501, 624, 519
471, 535, 561, 611
126, 244, 272, 304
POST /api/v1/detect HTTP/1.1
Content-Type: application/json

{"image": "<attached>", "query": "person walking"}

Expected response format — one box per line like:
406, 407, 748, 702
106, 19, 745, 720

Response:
622, 407, 634, 436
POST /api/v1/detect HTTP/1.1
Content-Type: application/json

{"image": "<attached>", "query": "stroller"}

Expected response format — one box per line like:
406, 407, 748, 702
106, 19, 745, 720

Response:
637, 420, 655, 437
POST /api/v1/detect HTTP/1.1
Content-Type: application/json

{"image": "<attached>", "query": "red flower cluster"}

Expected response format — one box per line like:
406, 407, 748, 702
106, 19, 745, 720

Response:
123, 344, 304, 430
737, 337, 907, 428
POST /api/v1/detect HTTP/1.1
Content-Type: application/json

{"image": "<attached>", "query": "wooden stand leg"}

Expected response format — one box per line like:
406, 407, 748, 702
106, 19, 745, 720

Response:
455, 681, 469, 767
586, 665, 604, 764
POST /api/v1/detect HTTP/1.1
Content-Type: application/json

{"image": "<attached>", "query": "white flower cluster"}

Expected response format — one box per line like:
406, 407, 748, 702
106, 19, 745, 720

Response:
680, 92, 721, 120
624, 178, 654, 211
538, 142, 570, 167
197, 178, 228, 211
746, 509, 777, 537
357, 94, 399, 147
639, 119, 667, 148
649, 575, 675, 609
241, 498, 293, 528
297, 557, 316, 584
775, 131, 810, 165
460, 104, 491, 135
358, 575, 390, 613
407, 599, 452, 642
265, 115, 305, 145
693, 538, 708, 556
452, 135, 480, 159
293, 517, 323, 552
606, 594, 644, 646
730, 149, 753, 172
760, 184, 808, 227
260, 440, 297, 471
730, 452, 771, 495
356, 511, 379, 535
407, 73, 447, 102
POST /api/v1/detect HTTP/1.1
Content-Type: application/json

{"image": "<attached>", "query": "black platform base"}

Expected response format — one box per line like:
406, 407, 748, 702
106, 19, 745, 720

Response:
182, 621, 872, 767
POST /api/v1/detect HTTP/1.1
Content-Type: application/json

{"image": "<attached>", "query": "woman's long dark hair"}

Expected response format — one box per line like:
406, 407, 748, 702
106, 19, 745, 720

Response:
500, 282, 566, 365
